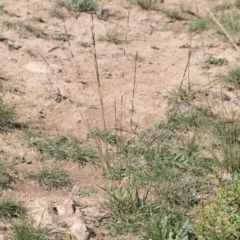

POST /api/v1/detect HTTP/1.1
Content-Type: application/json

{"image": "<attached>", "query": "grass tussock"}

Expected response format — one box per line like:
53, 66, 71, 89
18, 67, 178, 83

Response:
99, 28, 122, 44
0, 197, 26, 220
10, 218, 74, 240
27, 166, 73, 190
189, 8, 240, 45
0, 162, 14, 190
58, 0, 100, 13
135, 0, 161, 10
216, 66, 240, 89
23, 131, 96, 165
0, 99, 19, 132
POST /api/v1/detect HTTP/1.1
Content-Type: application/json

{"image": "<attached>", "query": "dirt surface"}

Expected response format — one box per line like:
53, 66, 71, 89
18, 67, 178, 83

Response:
0, 0, 238, 239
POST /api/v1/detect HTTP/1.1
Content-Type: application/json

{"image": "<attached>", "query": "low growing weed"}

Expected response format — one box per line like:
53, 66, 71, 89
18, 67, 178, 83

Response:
204, 56, 228, 66
196, 177, 240, 240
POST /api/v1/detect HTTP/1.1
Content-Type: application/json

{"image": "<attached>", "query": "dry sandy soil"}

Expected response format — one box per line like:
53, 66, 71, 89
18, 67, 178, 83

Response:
0, 0, 239, 239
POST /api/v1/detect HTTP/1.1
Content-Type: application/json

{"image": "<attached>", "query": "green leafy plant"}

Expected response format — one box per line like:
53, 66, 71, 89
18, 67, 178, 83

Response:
205, 56, 228, 66
196, 178, 240, 240
144, 213, 196, 240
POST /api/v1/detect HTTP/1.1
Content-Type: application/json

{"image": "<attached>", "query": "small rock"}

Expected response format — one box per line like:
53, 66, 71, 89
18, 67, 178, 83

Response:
25, 61, 50, 73
55, 198, 76, 216
62, 76, 71, 83
70, 220, 89, 240
32, 200, 53, 227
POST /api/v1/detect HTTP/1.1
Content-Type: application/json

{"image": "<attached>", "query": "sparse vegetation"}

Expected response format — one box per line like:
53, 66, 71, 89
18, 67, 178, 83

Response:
213, 2, 232, 12
10, 218, 73, 240
99, 28, 122, 44
0, 197, 26, 220
2, 20, 47, 38
235, 0, 240, 9
190, 9, 240, 45
135, 0, 159, 10
23, 132, 96, 165
27, 166, 73, 190
0, 162, 14, 190
60, 0, 100, 13
196, 178, 240, 240
2, 0, 240, 239
25, 48, 35, 57
216, 66, 240, 89
204, 56, 228, 66
0, 99, 19, 132
160, 8, 183, 20
49, 7, 65, 20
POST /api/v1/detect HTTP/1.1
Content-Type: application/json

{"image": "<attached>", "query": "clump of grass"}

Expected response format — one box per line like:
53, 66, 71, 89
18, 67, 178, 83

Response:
213, 2, 232, 12
80, 41, 91, 48
160, 8, 183, 21
99, 28, 122, 44
27, 166, 73, 190
0, 3, 4, 12
23, 132, 96, 165
144, 212, 196, 240
205, 56, 228, 66
23, 24, 46, 38
88, 128, 119, 145
0, 197, 26, 220
235, 0, 240, 9
211, 117, 240, 172
216, 66, 240, 89
11, 219, 49, 240
0, 162, 14, 190
0, 99, 19, 132
49, 7, 65, 20
2, 20, 47, 39
135, 0, 159, 10
189, 16, 213, 33
62, 0, 100, 13
105, 179, 150, 234
25, 49, 35, 57
167, 86, 195, 106
190, 10, 240, 45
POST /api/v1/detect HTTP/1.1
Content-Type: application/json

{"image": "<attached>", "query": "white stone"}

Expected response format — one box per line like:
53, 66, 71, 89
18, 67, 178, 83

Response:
56, 198, 76, 216
70, 220, 89, 240
25, 61, 50, 73
31, 200, 53, 227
